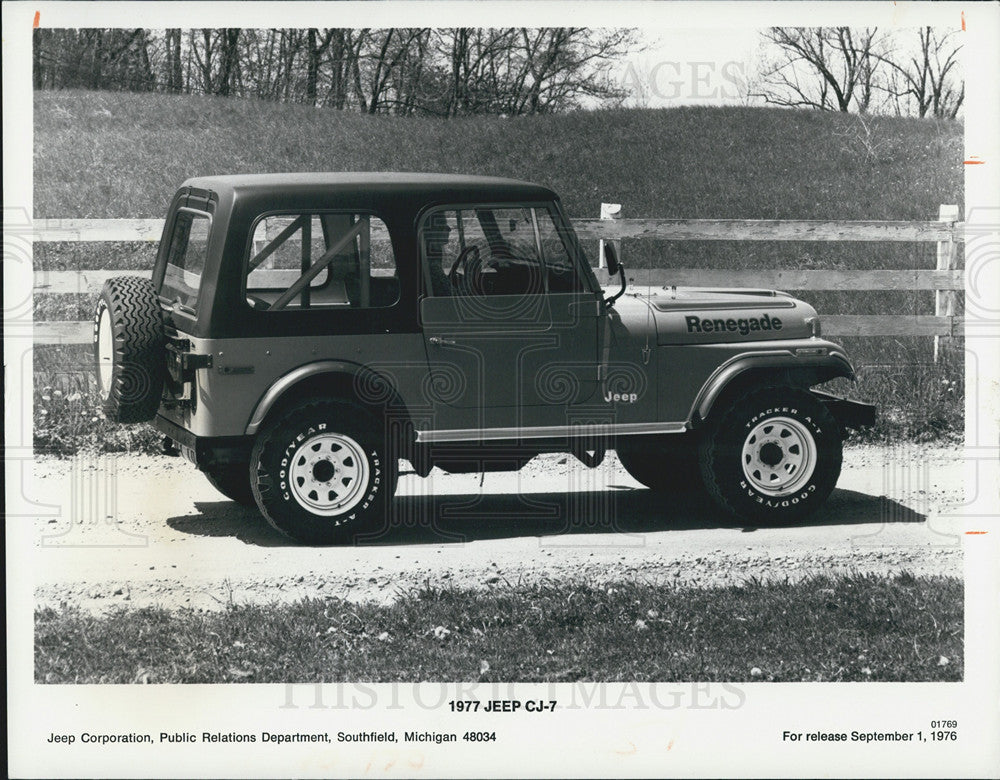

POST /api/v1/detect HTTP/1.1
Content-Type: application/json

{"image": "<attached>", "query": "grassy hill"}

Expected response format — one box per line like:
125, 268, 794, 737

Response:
32, 90, 964, 448
34, 89, 962, 220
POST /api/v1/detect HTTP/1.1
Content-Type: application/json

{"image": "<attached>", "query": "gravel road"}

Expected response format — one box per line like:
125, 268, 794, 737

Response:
31, 446, 965, 612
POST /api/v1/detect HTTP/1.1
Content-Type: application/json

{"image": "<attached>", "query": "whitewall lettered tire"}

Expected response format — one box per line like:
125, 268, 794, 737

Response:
698, 386, 842, 523
250, 399, 396, 544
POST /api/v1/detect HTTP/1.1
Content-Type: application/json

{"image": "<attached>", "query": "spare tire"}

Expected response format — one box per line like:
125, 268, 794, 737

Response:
93, 276, 166, 423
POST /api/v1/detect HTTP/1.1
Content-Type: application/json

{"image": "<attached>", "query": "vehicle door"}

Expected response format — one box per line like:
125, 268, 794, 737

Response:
419, 204, 602, 432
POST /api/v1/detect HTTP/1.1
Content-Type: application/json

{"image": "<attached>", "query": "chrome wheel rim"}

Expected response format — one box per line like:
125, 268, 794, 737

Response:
288, 432, 369, 516
741, 416, 816, 496
97, 307, 114, 396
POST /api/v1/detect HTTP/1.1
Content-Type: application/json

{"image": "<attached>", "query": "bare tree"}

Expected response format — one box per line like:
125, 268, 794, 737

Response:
33, 29, 155, 91
216, 29, 241, 96
33, 27, 641, 116
165, 29, 183, 92
513, 28, 636, 114
306, 29, 336, 106
388, 29, 433, 115
439, 29, 519, 115
190, 29, 215, 94
430, 28, 635, 116
875, 27, 963, 119
324, 31, 353, 109
753, 27, 885, 113
750, 26, 964, 118
350, 29, 431, 114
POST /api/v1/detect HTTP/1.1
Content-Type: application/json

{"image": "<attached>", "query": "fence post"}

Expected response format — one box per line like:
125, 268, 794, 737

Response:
598, 202, 621, 270
934, 204, 960, 363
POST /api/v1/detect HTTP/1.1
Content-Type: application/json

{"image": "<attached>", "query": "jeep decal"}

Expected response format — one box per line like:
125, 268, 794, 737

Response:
685, 313, 782, 335
604, 391, 638, 403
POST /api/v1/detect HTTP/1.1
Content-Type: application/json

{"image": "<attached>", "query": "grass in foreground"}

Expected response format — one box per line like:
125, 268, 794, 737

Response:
36, 573, 962, 684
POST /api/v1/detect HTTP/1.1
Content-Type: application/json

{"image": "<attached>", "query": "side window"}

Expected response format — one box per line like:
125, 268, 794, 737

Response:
537, 209, 585, 293
488, 207, 539, 263
248, 215, 329, 291
246, 213, 398, 310
421, 206, 544, 297
162, 210, 211, 312
422, 211, 462, 297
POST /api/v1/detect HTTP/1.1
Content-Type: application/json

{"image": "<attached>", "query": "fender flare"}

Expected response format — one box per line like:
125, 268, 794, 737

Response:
689, 348, 856, 426
244, 360, 406, 435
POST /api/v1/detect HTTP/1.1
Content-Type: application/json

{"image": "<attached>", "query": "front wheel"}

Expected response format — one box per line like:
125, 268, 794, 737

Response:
250, 399, 396, 544
698, 386, 842, 523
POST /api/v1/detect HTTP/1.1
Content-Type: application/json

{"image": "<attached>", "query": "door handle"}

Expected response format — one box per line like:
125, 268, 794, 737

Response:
429, 336, 457, 346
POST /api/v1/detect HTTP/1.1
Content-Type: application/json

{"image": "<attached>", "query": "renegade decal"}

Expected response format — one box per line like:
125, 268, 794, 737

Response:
685, 314, 782, 335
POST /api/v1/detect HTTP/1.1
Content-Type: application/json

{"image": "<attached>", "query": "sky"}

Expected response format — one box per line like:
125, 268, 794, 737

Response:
614, 28, 762, 108
608, 24, 965, 115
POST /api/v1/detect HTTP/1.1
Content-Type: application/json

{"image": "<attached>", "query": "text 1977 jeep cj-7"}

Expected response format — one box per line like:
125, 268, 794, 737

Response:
94, 173, 875, 544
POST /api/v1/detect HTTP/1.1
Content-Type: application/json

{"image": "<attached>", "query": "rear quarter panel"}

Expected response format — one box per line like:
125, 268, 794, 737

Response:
161, 334, 430, 438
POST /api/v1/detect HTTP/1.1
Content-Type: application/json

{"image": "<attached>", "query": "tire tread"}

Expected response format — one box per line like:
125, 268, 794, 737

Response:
250, 398, 397, 545
95, 276, 166, 423
698, 385, 842, 522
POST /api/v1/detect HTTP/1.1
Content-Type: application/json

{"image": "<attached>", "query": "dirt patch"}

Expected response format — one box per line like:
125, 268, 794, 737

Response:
32, 446, 964, 613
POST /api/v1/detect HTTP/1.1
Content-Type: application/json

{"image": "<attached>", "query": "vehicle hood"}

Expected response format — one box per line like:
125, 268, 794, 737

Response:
611, 288, 818, 346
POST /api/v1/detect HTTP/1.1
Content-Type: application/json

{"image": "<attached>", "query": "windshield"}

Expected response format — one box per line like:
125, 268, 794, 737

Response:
161, 209, 211, 312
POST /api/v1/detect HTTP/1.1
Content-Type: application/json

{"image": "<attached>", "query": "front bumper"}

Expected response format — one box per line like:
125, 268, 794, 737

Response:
811, 390, 877, 429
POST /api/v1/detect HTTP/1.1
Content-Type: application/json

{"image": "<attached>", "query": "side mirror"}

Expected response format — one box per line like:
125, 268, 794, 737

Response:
602, 242, 626, 308
604, 242, 621, 276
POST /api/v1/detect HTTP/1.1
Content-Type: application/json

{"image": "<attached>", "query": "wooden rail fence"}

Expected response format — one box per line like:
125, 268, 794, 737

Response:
28, 208, 964, 346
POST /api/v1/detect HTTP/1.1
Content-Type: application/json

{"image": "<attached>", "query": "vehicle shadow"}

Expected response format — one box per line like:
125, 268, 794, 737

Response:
165, 484, 924, 548
167, 502, 290, 547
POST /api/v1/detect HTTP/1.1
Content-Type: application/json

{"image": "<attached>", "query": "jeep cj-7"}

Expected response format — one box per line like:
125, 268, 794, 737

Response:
94, 173, 876, 544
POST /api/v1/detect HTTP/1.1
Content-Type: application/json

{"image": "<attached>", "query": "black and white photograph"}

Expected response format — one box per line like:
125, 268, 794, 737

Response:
5, 1, 999, 777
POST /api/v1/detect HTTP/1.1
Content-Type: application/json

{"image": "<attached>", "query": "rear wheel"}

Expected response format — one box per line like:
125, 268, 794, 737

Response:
93, 276, 166, 423
250, 399, 397, 545
698, 386, 842, 523
203, 464, 255, 506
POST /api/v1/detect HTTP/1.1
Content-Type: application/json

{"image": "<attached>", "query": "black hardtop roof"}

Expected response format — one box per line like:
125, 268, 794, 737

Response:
180, 172, 558, 202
